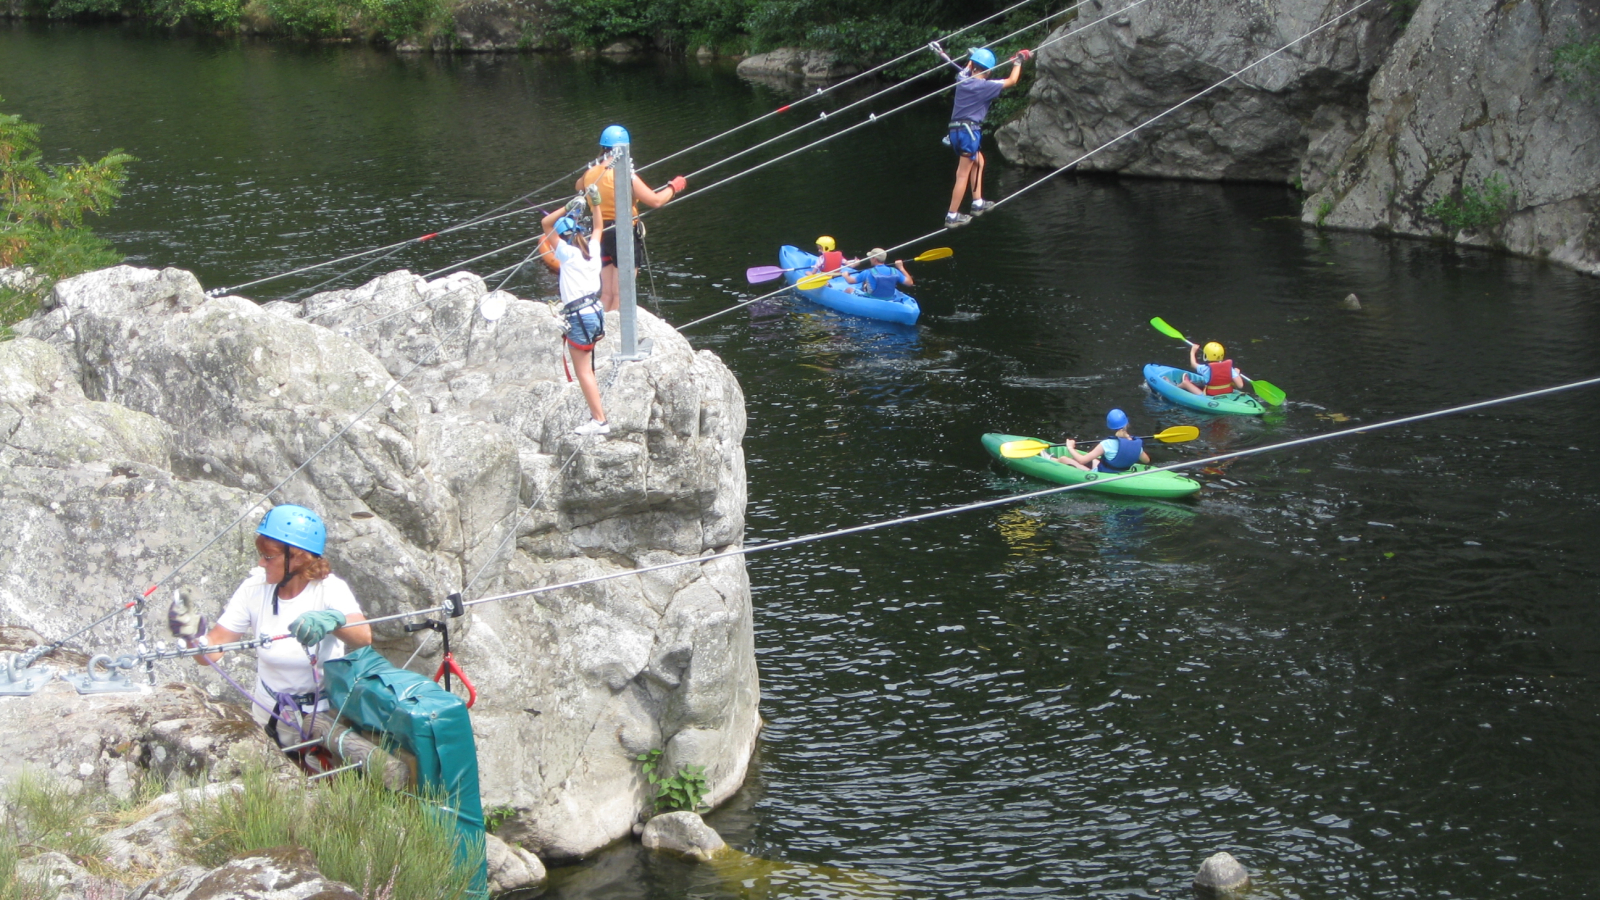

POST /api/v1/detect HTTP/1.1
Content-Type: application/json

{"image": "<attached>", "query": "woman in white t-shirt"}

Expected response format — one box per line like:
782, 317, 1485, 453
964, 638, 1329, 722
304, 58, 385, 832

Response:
541, 205, 610, 437
178, 504, 371, 744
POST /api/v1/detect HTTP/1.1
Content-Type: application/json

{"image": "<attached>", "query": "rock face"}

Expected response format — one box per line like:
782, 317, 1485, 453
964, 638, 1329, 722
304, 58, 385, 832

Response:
3, 263, 760, 861
640, 810, 725, 862
999, 0, 1398, 182
737, 48, 860, 82
127, 847, 361, 900
1000, 0, 1600, 275
1303, 0, 1600, 275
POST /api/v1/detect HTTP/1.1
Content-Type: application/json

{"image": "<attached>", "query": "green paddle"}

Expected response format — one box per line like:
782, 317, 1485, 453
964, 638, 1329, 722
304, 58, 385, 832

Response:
794, 247, 953, 291
998, 426, 1200, 459
1149, 317, 1286, 406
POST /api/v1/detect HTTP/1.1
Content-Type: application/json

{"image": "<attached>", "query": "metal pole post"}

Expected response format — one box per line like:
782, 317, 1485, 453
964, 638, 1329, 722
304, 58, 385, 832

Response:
614, 142, 638, 359
611, 141, 653, 362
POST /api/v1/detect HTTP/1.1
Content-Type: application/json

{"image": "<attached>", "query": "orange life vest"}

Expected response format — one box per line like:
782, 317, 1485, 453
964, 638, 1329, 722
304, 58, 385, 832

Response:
1205, 359, 1235, 396
578, 160, 639, 226
819, 249, 845, 272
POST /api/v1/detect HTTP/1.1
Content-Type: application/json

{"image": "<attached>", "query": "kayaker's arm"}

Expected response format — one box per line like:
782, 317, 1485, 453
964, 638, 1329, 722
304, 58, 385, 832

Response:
895, 260, 914, 286
1187, 342, 1201, 370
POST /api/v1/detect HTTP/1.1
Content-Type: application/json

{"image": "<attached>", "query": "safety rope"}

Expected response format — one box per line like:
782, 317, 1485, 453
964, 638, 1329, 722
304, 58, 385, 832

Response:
138, 372, 1600, 663
637, 0, 1055, 175
443, 0, 1142, 289
207, 162, 589, 299
679, 0, 1097, 184
672, 0, 1374, 332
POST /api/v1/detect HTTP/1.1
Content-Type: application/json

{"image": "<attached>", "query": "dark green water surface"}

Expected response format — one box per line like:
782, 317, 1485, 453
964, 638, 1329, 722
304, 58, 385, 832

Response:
6, 23, 1600, 899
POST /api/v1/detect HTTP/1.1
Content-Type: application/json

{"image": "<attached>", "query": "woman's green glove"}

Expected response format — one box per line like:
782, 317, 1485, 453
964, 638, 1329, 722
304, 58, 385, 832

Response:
289, 609, 346, 647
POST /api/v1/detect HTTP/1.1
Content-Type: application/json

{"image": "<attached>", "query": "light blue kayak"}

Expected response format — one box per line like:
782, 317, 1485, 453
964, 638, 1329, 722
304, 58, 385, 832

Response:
779, 245, 920, 325
1144, 364, 1266, 416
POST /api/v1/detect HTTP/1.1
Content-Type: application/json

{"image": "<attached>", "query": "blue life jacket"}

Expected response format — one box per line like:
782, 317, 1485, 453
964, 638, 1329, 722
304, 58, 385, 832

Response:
1099, 436, 1144, 473
865, 264, 901, 299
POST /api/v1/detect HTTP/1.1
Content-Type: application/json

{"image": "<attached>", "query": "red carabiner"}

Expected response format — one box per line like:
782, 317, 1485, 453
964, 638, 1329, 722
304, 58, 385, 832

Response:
433, 652, 477, 708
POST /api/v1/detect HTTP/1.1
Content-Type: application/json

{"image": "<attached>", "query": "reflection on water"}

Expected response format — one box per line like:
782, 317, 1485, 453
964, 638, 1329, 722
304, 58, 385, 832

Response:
7, 25, 1600, 900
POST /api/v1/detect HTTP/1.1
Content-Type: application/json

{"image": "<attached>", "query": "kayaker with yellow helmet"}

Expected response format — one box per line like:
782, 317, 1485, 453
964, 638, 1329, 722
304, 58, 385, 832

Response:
1180, 341, 1246, 396
929, 42, 1031, 228
1054, 408, 1151, 472
173, 505, 370, 745
810, 235, 858, 277
576, 125, 687, 312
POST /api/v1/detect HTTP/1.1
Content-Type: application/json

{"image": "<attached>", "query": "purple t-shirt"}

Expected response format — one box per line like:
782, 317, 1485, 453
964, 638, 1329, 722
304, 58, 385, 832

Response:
950, 71, 1007, 124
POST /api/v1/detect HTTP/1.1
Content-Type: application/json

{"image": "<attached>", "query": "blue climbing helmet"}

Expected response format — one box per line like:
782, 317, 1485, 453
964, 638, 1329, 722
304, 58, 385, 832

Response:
257, 505, 326, 556
599, 124, 630, 147
555, 216, 583, 236
968, 47, 997, 70
1106, 408, 1129, 431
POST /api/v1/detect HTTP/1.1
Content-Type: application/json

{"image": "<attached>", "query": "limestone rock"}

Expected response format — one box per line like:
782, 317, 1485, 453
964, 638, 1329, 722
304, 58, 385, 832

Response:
102, 784, 244, 872
484, 832, 547, 893
447, 0, 544, 52
1339, 293, 1360, 310
0, 680, 285, 803
17, 851, 126, 900
128, 847, 360, 900
5, 263, 759, 862
999, 0, 1397, 182
1193, 850, 1250, 895
640, 811, 726, 862
1302, 0, 1600, 275
737, 48, 859, 83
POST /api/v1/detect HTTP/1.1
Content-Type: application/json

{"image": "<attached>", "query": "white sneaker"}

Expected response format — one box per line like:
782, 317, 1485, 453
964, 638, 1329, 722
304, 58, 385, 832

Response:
944, 212, 972, 229
970, 199, 992, 216
574, 418, 610, 436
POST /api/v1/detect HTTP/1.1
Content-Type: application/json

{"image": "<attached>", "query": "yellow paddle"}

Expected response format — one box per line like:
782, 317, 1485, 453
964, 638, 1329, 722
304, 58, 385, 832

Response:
998, 426, 1200, 459
794, 247, 953, 291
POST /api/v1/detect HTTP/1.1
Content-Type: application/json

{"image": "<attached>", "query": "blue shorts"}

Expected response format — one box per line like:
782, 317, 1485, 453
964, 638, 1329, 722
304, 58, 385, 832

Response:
565, 309, 604, 349
949, 123, 982, 158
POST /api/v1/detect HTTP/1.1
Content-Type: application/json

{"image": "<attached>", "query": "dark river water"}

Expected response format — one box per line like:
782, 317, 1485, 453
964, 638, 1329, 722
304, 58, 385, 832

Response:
6, 23, 1600, 900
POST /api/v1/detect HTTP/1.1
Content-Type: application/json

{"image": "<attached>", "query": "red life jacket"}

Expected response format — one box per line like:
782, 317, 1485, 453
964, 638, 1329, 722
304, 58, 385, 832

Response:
819, 250, 845, 272
1205, 359, 1235, 395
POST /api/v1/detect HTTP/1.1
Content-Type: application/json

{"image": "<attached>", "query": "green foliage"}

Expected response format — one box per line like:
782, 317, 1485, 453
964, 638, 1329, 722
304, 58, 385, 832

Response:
263, 0, 349, 36
636, 749, 709, 815
1314, 196, 1334, 228
483, 804, 516, 834
2, 772, 106, 862
1387, 0, 1419, 26
1553, 35, 1600, 100
544, 0, 1061, 61
0, 839, 56, 900
184, 764, 474, 900
1, 96, 130, 328
1425, 172, 1515, 234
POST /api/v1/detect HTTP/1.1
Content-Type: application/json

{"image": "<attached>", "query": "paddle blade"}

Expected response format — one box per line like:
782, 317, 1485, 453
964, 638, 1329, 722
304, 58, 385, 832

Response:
795, 272, 832, 291
1151, 425, 1200, 443
1250, 379, 1286, 406
746, 265, 785, 284
913, 247, 953, 262
1150, 317, 1186, 342
999, 439, 1053, 458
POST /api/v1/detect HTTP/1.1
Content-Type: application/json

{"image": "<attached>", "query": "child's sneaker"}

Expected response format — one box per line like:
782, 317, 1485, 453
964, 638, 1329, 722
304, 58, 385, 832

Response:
970, 199, 992, 216
574, 418, 610, 436
944, 212, 972, 229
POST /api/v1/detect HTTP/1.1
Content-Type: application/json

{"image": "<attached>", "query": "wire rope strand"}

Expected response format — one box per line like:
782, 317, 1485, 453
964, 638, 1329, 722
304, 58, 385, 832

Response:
300, 373, 1600, 637
639, 0, 1055, 175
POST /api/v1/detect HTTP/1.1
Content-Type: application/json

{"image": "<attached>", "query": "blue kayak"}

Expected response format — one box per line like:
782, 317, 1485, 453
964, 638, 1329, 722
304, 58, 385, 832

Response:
1144, 363, 1266, 416
779, 245, 920, 325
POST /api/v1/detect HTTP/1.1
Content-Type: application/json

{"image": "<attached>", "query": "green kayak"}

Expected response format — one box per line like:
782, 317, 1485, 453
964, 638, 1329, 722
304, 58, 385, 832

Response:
981, 433, 1203, 499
